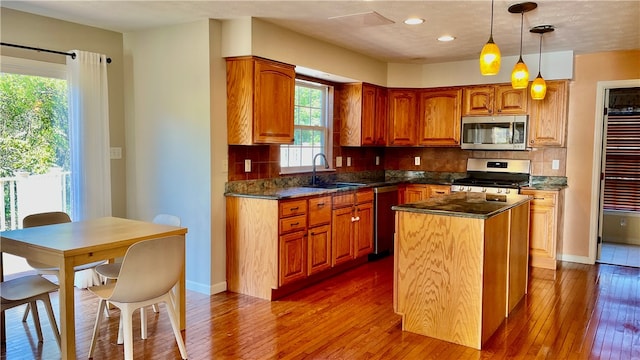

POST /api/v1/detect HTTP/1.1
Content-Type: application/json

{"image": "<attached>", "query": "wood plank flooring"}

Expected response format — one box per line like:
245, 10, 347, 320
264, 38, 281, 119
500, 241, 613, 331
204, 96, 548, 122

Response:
2, 256, 639, 359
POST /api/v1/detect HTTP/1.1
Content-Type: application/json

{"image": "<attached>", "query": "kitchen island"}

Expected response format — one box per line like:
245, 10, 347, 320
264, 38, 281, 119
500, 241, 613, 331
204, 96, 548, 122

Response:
392, 192, 531, 350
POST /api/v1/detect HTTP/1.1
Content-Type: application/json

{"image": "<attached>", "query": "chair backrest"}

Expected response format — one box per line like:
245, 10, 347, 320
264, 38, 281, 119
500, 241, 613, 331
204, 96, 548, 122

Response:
23, 211, 71, 228
108, 235, 185, 303
152, 214, 181, 227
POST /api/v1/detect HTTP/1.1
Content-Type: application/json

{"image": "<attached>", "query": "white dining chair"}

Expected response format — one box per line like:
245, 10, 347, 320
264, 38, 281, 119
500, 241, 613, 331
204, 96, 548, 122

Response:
94, 214, 181, 339
88, 235, 188, 360
21, 211, 106, 322
1, 275, 61, 347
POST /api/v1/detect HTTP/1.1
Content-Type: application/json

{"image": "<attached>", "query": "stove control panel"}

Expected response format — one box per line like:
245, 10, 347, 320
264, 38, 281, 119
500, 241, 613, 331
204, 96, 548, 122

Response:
450, 185, 516, 194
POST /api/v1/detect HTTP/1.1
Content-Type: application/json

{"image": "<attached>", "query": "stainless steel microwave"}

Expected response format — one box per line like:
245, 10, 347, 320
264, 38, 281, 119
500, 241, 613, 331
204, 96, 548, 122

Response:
460, 115, 528, 150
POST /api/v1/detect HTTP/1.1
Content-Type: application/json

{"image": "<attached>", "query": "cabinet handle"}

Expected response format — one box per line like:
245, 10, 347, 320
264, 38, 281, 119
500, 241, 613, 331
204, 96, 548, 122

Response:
354, 216, 360, 222
317, 203, 325, 207
290, 222, 299, 226
351, 217, 356, 222
435, 191, 445, 194
533, 197, 545, 200
530, 140, 534, 144
290, 206, 299, 211
310, 232, 316, 235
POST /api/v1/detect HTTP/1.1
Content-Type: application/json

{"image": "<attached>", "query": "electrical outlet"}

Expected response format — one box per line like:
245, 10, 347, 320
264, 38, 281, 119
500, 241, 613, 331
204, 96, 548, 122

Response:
552, 159, 560, 170
620, 218, 626, 227
347, 157, 352, 167
414, 156, 421, 166
336, 156, 343, 167
109, 147, 122, 159
375, 156, 380, 166
244, 159, 251, 172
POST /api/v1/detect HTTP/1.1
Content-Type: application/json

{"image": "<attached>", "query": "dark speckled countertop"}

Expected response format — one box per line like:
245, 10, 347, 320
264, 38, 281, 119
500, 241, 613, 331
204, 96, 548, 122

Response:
393, 192, 531, 219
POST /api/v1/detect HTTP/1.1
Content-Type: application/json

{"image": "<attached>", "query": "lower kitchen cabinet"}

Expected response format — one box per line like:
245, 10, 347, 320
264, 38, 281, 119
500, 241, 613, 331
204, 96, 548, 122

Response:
354, 200, 373, 258
400, 184, 451, 204
279, 230, 307, 286
308, 224, 332, 275
332, 206, 355, 266
332, 189, 374, 266
520, 189, 565, 270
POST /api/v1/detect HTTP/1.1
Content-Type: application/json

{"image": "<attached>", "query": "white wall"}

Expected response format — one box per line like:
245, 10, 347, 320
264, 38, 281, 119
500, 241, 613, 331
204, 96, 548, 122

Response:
123, 20, 213, 293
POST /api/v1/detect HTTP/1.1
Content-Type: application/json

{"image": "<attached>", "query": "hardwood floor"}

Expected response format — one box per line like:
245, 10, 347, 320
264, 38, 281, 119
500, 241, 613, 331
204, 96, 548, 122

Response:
2, 256, 639, 359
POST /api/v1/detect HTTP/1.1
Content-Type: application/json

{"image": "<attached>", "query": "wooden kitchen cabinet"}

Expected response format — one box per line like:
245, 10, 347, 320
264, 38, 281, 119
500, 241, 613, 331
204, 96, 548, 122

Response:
417, 88, 463, 146
388, 89, 417, 146
527, 80, 568, 147
340, 83, 388, 146
401, 184, 451, 204
331, 189, 374, 266
520, 189, 564, 270
463, 84, 528, 116
279, 230, 307, 286
308, 196, 332, 275
354, 191, 374, 258
227, 56, 296, 145
427, 184, 451, 198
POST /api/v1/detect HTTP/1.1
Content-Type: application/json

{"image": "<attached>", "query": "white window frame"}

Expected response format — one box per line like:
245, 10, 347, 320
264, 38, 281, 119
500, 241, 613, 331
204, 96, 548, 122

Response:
280, 79, 334, 174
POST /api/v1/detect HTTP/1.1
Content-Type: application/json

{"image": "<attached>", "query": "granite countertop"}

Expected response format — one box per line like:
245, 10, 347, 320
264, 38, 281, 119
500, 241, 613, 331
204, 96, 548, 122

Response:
392, 192, 532, 219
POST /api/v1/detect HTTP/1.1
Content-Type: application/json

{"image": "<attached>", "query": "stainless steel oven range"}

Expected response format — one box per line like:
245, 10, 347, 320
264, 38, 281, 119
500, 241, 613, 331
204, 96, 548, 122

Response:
451, 158, 531, 194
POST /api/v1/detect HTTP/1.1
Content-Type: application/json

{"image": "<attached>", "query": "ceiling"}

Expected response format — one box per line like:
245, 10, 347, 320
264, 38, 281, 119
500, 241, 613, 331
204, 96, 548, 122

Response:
3, 0, 640, 66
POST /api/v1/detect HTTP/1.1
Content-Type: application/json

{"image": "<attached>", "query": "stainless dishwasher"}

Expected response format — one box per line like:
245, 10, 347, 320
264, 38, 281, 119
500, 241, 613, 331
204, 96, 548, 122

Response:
370, 185, 398, 260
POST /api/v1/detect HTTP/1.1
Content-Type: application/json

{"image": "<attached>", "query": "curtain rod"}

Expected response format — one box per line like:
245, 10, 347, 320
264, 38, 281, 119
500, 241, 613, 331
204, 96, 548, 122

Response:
1, 42, 112, 64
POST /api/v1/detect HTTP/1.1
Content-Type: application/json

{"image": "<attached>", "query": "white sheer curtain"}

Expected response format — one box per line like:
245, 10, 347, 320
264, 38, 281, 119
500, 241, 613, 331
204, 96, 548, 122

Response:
67, 50, 112, 222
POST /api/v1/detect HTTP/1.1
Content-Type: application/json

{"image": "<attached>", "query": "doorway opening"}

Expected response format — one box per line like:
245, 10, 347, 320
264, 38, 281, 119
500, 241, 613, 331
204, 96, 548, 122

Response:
594, 82, 640, 268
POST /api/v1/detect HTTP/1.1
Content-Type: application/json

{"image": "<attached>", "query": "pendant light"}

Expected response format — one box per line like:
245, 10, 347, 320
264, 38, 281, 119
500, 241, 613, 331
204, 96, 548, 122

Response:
508, 2, 537, 89
530, 25, 554, 100
480, 0, 501, 75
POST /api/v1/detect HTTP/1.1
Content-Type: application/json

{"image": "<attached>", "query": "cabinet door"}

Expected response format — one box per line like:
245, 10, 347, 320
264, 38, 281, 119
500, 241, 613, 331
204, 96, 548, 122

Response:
279, 230, 307, 286
417, 89, 462, 146
332, 206, 355, 266
374, 87, 389, 146
404, 184, 428, 203
254, 59, 295, 144
388, 90, 417, 146
354, 201, 373, 258
308, 224, 332, 275
521, 189, 558, 270
361, 84, 377, 145
308, 196, 332, 227
528, 80, 568, 147
463, 86, 494, 115
340, 83, 364, 146
495, 85, 528, 114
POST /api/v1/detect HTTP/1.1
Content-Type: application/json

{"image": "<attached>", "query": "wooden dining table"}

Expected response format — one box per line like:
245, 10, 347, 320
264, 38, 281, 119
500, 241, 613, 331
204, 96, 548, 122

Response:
0, 216, 188, 360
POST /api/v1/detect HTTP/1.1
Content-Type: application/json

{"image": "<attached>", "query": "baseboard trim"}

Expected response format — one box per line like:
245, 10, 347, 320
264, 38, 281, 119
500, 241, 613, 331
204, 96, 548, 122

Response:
559, 254, 594, 265
186, 280, 227, 295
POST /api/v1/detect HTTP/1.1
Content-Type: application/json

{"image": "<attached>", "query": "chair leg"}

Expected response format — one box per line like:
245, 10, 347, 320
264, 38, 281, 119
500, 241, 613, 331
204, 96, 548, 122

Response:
152, 303, 160, 313
29, 300, 44, 343
22, 303, 31, 322
89, 299, 107, 358
117, 316, 124, 345
122, 306, 135, 360
163, 296, 188, 359
140, 307, 147, 339
40, 295, 61, 348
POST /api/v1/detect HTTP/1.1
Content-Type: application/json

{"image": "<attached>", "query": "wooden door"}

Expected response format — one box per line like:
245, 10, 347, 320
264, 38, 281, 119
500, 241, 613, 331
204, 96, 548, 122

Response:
388, 90, 417, 145
522, 190, 558, 270
361, 84, 377, 145
331, 206, 355, 266
308, 224, 332, 275
463, 86, 494, 115
354, 201, 373, 258
417, 89, 462, 146
528, 80, 568, 147
495, 85, 528, 114
404, 185, 428, 203
374, 87, 389, 145
279, 230, 307, 286
254, 59, 295, 144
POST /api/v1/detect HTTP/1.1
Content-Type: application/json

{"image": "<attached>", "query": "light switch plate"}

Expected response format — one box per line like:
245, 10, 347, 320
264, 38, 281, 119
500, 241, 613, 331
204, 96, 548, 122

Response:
375, 156, 380, 166
336, 156, 343, 167
552, 159, 560, 170
347, 157, 352, 167
244, 159, 252, 172
110, 147, 122, 159
414, 156, 421, 166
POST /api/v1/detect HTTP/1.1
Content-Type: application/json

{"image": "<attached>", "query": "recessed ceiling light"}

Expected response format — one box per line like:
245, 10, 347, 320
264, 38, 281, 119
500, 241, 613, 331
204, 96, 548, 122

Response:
437, 35, 456, 42
403, 17, 424, 25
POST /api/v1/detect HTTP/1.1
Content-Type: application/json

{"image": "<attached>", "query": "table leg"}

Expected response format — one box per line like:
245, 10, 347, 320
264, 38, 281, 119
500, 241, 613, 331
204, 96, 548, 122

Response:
178, 260, 185, 330
59, 260, 77, 360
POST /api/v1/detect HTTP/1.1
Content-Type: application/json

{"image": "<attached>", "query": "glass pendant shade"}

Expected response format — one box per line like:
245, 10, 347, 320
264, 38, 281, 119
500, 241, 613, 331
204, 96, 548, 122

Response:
511, 58, 529, 89
531, 73, 547, 99
480, 37, 501, 75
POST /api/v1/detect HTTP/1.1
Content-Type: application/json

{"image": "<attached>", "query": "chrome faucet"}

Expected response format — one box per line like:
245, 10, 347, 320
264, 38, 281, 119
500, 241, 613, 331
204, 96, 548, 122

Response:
312, 153, 329, 186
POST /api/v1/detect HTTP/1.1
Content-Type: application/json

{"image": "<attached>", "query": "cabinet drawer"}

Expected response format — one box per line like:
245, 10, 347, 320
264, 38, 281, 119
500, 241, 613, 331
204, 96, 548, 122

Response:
280, 214, 307, 234
521, 190, 557, 206
333, 192, 355, 209
356, 189, 374, 204
309, 196, 332, 227
279, 199, 307, 218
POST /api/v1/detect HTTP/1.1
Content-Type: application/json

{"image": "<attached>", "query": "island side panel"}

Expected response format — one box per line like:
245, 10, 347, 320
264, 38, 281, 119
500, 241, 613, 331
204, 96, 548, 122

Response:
508, 201, 531, 314
395, 211, 485, 349
481, 211, 509, 346
226, 196, 278, 300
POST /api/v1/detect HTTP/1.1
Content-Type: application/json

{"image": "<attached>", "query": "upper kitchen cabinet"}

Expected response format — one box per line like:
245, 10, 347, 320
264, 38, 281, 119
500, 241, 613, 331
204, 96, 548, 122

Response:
388, 89, 418, 146
528, 80, 569, 147
227, 56, 296, 145
463, 84, 528, 116
340, 83, 388, 146
417, 88, 463, 146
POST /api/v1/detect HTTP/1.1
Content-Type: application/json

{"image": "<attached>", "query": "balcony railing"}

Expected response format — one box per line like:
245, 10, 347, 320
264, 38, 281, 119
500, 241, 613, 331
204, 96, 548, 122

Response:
1, 168, 71, 231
